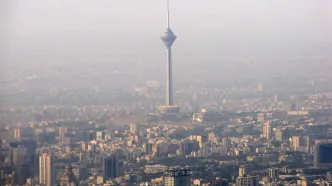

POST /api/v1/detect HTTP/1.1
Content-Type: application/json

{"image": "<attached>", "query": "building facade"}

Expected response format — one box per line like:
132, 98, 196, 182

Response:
314, 143, 332, 168
39, 153, 54, 186
236, 175, 259, 186
103, 154, 124, 180
163, 167, 191, 186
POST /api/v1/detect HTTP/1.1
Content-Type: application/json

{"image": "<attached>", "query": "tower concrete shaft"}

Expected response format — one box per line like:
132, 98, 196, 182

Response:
166, 46, 173, 105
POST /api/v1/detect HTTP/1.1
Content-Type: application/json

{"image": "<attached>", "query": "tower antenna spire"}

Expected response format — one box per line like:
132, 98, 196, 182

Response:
167, 0, 170, 28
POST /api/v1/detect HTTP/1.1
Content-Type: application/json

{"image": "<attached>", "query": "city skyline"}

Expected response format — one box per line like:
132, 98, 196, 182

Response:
1, 1, 332, 186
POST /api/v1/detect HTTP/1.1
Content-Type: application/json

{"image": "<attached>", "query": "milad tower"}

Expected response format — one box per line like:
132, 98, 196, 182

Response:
158, 0, 180, 115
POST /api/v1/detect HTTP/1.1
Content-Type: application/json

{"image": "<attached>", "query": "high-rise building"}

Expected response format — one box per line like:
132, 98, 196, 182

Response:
15, 162, 30, 186
12, 145, 27, 165
222, 137, 232, 150
58, 126, 69, 144
103, 154, 124, 180
39, 153, 54, 186
189, 135, 207, 148
96, 131, 105, 141
74, 166, 88, 183
143, 143, 153, 155
10, 139, 38, 175
235, 175, 259, 186
34, 128, 44, 142
292, 135, 312, 152
257, 113, 265, 122
275, 128, 290, 143
130, 123, 139, 134
291, 136, 301, 150
14, 128, 21, 139
133, 135, 143, 145
303, 136, 312, 148
263, 122, 272, 139
163, 167, 191, 186
314, 143, 332, 168
281, 165, 289, 173
239, 165, 247, 177
20, 139, 37, 154
268, 168, 279, 179
177, 140, 190, 156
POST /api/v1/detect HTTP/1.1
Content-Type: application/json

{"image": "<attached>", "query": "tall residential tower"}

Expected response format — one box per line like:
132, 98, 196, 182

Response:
39, 153, 54, 186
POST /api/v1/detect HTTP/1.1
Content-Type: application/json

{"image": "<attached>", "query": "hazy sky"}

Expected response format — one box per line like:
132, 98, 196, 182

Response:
1, 0, 332, 80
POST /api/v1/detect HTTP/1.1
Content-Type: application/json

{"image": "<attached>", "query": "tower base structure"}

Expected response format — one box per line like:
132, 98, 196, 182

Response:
157, 105, 181, 121
157, 105, 180, 115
